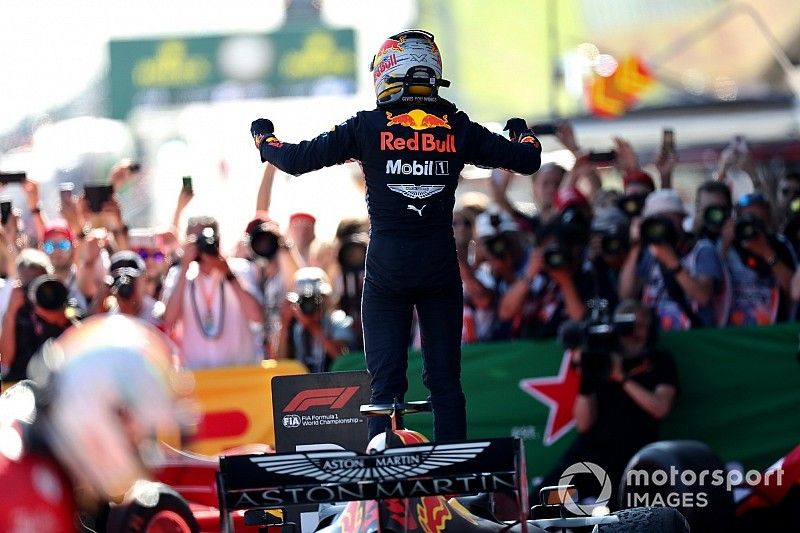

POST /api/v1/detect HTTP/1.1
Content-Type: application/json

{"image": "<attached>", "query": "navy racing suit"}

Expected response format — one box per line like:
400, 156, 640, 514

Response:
257, 98, 541, 441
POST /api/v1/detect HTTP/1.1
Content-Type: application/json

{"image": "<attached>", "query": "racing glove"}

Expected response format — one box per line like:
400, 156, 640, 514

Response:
250, 118, 276, 150
504, 117, 542, 151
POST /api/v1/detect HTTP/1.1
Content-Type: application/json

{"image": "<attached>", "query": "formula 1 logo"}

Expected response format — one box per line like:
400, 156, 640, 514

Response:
283, 387, 360, 413
386, 110, 450, 130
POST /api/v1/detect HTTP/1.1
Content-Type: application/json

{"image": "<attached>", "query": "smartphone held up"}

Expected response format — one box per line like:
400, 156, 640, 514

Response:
84, 185, 114, 213
0, 171, 26, 185
662, 128, 676, 155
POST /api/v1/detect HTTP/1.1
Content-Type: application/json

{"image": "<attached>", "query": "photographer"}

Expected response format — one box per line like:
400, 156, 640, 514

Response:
777, 172, 800, 229
245, 214, 302, 358
93, 250, 163, 326
542, 299, 678, 506
39, 221, 90, 313
583, 207, 631, 309
459, 210, 524, 341
490, 163, 565, 236
161, 216, 265, 369
332, 218, 369, 335
619, 189, 728, 330
724, 193, 796, 325
277, 267, 355, 373
1, 267, 77, 382
498, 216, 590, 339
287, 212, 318, 267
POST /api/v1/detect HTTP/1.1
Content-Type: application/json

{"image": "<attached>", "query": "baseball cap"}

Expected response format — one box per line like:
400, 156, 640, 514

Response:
642, 189, 687, 218
623, 170, 656, 192
475, 210, 518, 239
591, 207, 629, 233
736, 192, 770, 208
555, 186, 590, 213
43, 220, 75, 243
245, 211, 272, 234
109, 250, 146, 274
289, 212, 316, 225
288, 267, 332, 301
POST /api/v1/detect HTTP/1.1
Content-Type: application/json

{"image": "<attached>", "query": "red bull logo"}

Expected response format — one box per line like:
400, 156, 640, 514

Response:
518, 133, 541, 150
417, 496, 452, 533
376, 36, 406, 59
373, 54, 398, 80
380, 131, 456, 153
386, 109, 451, 130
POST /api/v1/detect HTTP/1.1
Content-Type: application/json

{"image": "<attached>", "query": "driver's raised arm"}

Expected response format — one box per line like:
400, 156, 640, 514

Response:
463, 119, 542, 176
253, 116, 361, 176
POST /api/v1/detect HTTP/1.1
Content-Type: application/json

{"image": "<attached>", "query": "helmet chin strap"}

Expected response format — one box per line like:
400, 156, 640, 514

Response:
385, 66, 451, 90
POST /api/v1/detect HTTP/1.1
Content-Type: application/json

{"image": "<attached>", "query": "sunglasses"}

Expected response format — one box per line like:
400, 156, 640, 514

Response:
43, 239, 72, 254
737, 193, 769, 208
136, 249, 165, 262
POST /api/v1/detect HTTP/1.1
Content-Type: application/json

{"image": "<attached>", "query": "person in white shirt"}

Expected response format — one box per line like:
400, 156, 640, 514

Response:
161, 217, 265, 369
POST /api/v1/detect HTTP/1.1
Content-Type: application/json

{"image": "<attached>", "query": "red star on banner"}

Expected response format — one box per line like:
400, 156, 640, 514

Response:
519, 351, 580, 446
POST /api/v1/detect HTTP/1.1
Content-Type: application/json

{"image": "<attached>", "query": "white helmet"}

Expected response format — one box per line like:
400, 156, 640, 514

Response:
370, 29, 450, 105
31, 315, 195, 502
367, 428, 429, 453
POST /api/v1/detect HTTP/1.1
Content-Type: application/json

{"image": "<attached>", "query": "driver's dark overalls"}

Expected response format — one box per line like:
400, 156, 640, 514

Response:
259, 99, 540, 441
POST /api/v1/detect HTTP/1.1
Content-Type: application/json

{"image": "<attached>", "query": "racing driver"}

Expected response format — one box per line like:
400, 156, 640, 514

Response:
251, 29, 541, 441
0, 315, 194, 532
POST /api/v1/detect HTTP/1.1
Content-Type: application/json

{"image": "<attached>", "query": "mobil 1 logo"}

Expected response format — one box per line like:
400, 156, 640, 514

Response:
386, 159, 449, 176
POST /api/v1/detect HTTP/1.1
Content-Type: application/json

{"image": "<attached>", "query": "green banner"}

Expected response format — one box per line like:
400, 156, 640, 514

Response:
332, 324, 800, 477
108, 26, 357, 119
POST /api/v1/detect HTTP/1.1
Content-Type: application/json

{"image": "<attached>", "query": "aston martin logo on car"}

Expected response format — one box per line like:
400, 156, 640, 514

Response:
249, 442, 492, 483
387, 184, 445, 199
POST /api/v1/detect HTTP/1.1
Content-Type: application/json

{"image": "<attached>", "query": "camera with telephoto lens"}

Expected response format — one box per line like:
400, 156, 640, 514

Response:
641, 216, 679, 247
196, 226, 219, 256
109, 268, 138, 299
783, 198, 800, 252
558, 298, 637, 379
600, 227, 630, 256
543, 243, 572, 269
485, 234, 513, 258
558, 207, 591, 245
337, 232, 368, 272
289, 284, 323, 316
735, 213, 763, 243
617, 193, 647, 218
703, 205, 730, 234
248, 222, 281, 260
298, 293, 322, 315
27, 275, 69, 310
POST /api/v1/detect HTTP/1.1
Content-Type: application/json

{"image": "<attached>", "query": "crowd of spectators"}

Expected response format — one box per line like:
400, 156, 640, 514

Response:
2, 123, 800, 382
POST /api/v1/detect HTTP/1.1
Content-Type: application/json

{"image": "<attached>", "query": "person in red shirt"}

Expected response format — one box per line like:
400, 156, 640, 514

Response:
0, 315, 193, 532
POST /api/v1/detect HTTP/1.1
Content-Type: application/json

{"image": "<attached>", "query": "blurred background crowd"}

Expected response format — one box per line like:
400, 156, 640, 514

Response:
3, 3, 800, 519
3, 120, 800, 378
2, 2, 800, 388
